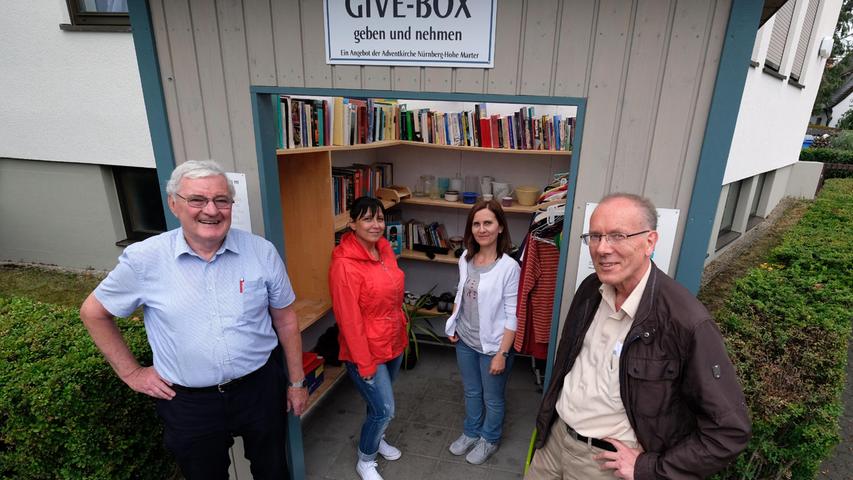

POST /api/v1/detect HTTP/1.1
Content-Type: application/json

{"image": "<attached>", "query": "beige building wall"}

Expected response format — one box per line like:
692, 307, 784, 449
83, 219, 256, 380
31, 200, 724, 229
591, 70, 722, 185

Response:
147, 0, 732, 311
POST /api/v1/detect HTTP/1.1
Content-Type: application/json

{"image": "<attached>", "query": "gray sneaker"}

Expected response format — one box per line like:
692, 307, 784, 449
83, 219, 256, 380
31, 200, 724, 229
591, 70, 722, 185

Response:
465, 438, 498, 465
448, 433, 479, 456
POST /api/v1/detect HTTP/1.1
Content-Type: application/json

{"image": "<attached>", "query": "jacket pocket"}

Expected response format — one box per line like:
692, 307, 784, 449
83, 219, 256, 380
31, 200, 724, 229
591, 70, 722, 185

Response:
365, 316, 396, 360
627, 358, 680, 417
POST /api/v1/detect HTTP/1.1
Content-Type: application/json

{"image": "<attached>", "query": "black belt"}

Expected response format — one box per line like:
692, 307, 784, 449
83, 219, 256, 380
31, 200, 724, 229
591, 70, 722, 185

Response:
566, 424, 617, 452
172, 362, 267, 394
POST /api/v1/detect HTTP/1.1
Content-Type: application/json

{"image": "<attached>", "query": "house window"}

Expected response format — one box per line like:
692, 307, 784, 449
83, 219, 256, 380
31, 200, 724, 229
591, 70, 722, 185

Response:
765, 0, 797, 72
716, 181, 742, 251
790, 0, 821, 84
114, 167, 166, 246
747, 173, 768, 230
61, 0, 130, 31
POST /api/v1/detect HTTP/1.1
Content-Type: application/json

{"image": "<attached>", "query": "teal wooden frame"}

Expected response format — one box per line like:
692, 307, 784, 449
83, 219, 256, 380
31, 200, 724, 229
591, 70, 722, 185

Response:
250, 86, 586, 479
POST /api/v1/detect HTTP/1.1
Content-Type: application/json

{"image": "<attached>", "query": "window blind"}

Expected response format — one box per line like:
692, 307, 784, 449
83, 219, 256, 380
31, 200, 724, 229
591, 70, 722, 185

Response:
766, 0, 797, 71
791, 0, 820, 81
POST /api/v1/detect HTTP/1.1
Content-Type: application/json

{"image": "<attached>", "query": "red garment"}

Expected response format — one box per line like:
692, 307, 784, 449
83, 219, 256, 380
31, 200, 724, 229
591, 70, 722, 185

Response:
513, 233, 560, 359
329, 232, 407, 377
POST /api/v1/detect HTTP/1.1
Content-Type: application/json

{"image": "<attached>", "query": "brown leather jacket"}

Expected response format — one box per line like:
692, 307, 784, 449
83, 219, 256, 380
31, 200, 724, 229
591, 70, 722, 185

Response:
534, 264, 751, 479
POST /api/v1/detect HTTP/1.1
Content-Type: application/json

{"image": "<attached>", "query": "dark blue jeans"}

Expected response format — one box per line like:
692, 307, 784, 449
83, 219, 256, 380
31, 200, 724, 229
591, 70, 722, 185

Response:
345, 355, 403, 461
455, 339, 514, 443
155, 356, 287, 479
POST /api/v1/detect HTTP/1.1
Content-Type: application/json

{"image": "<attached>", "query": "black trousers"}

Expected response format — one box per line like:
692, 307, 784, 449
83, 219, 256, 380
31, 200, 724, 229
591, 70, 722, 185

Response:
155, 356, 288, 480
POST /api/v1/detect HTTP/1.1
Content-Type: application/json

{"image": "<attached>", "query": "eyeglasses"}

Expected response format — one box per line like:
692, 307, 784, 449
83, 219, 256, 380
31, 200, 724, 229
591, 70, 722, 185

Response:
174, 193, 233, 210
580, 230, 650, 246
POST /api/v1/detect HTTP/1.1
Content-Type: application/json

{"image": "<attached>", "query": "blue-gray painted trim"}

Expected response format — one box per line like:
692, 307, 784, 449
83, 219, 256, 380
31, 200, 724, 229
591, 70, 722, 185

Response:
127, 0, 178, 230
542, 100, 586, 391
674, 0, 763, 294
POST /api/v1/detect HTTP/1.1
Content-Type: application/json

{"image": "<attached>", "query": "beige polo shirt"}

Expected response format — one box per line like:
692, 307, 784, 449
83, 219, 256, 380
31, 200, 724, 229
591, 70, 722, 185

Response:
555, 262, 652, 445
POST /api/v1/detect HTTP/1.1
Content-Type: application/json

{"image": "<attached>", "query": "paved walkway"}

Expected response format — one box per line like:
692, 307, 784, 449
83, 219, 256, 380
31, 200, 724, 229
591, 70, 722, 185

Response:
817, 337, 853, 479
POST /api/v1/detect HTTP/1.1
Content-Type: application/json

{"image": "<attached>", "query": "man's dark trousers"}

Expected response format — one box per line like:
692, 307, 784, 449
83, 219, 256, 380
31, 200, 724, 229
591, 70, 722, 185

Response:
156, 355, 288, 479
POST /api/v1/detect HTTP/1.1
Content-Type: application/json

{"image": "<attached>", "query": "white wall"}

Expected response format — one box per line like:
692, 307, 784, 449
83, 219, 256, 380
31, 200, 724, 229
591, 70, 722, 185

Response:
724, 0, 842, 184
0, 2, 153, 167
829, 90, 853, 127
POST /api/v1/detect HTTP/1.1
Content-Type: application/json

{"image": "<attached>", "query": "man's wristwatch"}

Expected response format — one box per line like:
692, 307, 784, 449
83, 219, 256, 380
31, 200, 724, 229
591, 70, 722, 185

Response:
500, 351, 510, 358
287, 378, 306, 388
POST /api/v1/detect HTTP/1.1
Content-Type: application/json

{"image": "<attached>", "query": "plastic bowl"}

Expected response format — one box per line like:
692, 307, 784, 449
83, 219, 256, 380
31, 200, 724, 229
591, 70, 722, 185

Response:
515, 185, 541, 206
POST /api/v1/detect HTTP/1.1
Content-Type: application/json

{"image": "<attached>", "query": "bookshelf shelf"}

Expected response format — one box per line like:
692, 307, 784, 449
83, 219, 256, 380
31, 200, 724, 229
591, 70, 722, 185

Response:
304, 364, 346, 415
400, 248, 459, 265
294, 298, 333, 332
277, 139, 571, 157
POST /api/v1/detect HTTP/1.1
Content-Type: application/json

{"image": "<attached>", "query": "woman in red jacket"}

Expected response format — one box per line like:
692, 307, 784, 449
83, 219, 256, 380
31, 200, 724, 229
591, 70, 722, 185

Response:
329, 196, 407, 480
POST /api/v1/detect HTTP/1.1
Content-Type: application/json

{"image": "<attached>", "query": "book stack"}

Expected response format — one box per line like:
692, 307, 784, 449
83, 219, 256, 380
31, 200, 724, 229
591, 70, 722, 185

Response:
277, 96, 575, 152
331, 162, 394, 215
403, 220, 450, 252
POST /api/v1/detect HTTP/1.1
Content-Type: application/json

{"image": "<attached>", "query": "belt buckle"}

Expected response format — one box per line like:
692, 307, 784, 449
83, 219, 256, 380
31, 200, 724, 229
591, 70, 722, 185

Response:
216, 380, 232, 393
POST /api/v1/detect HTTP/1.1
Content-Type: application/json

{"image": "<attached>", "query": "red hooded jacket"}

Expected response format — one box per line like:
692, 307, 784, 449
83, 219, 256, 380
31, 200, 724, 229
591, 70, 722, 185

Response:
329, 231, 407, 377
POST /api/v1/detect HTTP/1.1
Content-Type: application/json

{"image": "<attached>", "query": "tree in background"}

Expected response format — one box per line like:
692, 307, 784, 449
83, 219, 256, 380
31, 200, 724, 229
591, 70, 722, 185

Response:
812, 0, 853, 119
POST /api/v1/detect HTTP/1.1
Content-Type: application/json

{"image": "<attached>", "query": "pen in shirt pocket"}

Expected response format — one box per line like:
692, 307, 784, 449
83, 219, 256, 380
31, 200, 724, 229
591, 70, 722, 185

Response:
240, 277, 244, 293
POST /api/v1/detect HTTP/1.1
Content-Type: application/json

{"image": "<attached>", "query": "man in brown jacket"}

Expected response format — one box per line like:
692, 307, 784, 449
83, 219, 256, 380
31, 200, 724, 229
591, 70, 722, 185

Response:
525, 193, 750, 480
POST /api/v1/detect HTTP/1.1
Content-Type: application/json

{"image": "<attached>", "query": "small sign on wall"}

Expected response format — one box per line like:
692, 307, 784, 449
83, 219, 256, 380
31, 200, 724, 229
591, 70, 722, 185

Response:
225, 172, 252, 233
323, 0, 497, 68
575, 203, 680, 290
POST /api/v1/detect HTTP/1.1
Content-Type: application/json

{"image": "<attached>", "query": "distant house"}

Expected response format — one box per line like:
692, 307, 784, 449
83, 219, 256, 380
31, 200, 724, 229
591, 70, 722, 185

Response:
812, 68, 853, 126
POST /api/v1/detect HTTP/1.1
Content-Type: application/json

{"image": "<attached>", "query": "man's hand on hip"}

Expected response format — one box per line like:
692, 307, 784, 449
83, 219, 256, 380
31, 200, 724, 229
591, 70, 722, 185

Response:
594, 438, 641, 480
287, 386, 309, 416
122, 366, 176, 400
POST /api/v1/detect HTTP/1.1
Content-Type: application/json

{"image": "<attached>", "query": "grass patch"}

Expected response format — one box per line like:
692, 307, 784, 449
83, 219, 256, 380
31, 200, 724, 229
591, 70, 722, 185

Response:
0, 264, 104, 308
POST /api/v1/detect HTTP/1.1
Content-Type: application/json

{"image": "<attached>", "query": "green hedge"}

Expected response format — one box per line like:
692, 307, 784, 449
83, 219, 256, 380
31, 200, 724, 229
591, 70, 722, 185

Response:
715, 179, 853, 479
799, 147, 853, 165
0, 297, 176, 479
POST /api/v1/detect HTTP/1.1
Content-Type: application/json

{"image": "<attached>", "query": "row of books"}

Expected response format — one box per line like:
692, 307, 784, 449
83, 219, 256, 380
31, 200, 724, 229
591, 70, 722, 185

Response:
331, 162, 394, 215
402, 220, 450, 251
276, 96, 575, 152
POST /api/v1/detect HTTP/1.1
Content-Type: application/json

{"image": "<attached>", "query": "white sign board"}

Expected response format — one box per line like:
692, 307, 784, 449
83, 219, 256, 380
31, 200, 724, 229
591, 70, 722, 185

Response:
575, 203, 680, 290
225, 172, 252, 233
323, 0, 497, 68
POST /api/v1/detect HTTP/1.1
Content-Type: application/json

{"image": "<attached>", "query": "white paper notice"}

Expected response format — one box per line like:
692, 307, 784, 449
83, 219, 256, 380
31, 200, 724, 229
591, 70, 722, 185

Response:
225, 172, 252, 233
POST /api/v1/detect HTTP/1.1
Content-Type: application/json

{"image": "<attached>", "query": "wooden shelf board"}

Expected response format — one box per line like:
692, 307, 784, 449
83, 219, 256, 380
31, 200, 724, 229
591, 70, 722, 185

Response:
304, 364, 346, 415
400, 248, 459, 265
402, 197, 563, 214
277, 140, 571, 156
293, 298, 332, 332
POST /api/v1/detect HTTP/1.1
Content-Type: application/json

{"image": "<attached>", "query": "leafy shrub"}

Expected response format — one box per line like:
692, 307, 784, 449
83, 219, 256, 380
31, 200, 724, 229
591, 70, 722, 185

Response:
0, 297, 176, 479
835, 109, 853, 132
715, 179, 853, 479
798, 147, 853, 165
829, 129, 853, 150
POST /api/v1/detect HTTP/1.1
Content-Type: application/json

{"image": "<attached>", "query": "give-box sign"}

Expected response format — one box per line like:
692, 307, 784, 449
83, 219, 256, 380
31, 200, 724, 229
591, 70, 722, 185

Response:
324, 0, 497, 68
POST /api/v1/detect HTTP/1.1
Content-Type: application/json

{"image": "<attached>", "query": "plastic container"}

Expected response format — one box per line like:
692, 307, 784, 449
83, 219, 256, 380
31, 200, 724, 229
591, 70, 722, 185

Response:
501, 196, 513, 207
515, 185, 541, 206
462, 191, 478, 204
444, 190, 459, 202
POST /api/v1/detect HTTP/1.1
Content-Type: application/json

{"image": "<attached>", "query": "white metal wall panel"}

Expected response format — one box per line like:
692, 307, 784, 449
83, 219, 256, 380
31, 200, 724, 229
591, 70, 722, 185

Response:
149, 0, 735, 292
766, 0, 796, 69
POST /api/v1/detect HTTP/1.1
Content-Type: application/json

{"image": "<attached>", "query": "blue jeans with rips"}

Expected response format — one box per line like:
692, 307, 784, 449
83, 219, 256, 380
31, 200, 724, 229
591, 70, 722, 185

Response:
455, 339, 515, 443
345, 354, 403, 461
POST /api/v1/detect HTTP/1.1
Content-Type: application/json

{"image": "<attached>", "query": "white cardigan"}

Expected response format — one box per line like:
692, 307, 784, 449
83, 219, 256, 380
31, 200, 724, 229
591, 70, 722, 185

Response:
444, 251, 520, 354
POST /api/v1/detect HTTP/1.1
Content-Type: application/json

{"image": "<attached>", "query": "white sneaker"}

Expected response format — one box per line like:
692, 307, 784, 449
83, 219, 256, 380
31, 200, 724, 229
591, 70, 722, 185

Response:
448, 433, 479, 456
465, 437, 499, 465
378, 438, 402, 460
356, 459, 384, 480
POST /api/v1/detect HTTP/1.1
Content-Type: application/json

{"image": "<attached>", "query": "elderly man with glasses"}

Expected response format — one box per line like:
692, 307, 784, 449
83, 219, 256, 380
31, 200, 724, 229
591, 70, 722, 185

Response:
80, 160, 307, 479
526, 193, 750, 480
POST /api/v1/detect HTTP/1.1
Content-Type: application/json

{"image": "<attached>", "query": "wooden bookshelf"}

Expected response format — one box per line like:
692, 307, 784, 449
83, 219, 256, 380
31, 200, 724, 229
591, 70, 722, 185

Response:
304, 364, 346, 415
400, 248, 459, 265
293, 298, 332, 332
402, 196, 564, 214
277, 140, 571, 157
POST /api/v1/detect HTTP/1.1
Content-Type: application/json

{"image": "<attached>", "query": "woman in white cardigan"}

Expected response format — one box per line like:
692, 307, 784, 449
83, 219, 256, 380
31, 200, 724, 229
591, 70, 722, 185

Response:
445, 199, 520, 465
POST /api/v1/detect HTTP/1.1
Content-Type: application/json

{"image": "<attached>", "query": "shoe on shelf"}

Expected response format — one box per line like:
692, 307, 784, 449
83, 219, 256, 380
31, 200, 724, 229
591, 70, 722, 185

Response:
465, 438, 499, 465
356, 459, 384, 480
378, 438, 401, 461
448, 433, 479, 456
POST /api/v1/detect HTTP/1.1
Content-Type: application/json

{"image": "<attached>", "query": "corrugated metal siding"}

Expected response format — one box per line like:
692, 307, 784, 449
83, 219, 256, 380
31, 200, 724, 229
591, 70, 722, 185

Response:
766, 0, 796, 69
149, 0, 731, 296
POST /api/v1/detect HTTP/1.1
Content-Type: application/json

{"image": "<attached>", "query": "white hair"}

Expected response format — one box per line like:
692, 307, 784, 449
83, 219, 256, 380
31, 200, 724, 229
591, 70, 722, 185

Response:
165, 160, 235, 198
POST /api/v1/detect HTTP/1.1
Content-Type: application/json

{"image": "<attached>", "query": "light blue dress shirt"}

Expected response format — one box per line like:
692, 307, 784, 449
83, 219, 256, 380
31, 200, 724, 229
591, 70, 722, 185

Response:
95, 228, 296, 387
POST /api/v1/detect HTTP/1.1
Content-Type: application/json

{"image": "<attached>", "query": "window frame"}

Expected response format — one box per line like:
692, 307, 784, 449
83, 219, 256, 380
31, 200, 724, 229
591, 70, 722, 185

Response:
113, 166, 167, 246
61, 0, 131, 32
